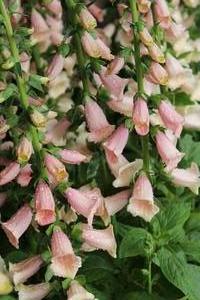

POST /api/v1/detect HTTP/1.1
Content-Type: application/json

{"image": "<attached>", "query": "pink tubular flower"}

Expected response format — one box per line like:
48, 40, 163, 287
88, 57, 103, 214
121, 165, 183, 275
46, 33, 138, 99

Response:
59, 149, 86, 164
1, 204, 33, 249
103, 125, 129, 160
79, 8, 97, 30
65, 187, 101, 226
20, 52, 31, 74
107, 93, 133, 117
17, 137, 33, 164
165, 54, 184, 78
85, 99, 115, 143
154, 0, 171, 29
165, 22, 185, 42
171, 163, 200, 195
17, 282, 51, 300
31, 9, 49, 33
44, 153, 68, 184
47, 54, 65, 81
50, 229, 81, 278
104, 189, 131, 216
0, 162, 20, 185
81, 32, 101, 58
158, 101, 184, 137
45, 0, 62, 16
99, 69, 128, 100
132, 98, 149, 136
17, 164, 33, 187
88, 3, 104, 22
106, 57, 125, 75
127, 174, 159, 222
9, 255, 43, 285
147, 62, 169, 85
67, 280, 95, 300
35, 180, 56, 226
105, 150, 143, 187
138, 0, 151, 13
139, 28, 153, 46
156, 131, 184, 171
148, 43, 165, 64
96, 38, 114, 61
82, 224, 117, 258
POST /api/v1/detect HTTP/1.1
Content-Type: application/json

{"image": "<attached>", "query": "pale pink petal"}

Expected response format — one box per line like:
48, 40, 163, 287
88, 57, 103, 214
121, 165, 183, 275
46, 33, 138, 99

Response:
104, 189, 131, 216
17, 282, 51, 300
59, 149, 86, 164
0, 162, 20, 185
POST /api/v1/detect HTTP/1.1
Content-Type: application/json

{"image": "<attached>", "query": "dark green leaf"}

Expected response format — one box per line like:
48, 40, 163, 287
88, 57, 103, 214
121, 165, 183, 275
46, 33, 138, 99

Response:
180, 134, 200, 165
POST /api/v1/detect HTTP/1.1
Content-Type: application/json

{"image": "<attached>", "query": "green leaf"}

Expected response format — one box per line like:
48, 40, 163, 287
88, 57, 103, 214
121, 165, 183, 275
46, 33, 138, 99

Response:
185, 212, 200, 233
58, 43, 70, 57
29, 75, 44, 92
0, 84, 17, 103
124, 291, 165, 300
151, 202, 190, 245
181, 240, 200, 264
45, 265, 54, 282
157, 247, 200, 300
180, 134, 200, 165
119, 227, 153, 258
0, 296, 16, 300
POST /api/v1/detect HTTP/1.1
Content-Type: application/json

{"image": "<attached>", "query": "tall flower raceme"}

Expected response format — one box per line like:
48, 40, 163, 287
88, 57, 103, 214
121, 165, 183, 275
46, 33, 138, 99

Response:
0, 0, 200, 299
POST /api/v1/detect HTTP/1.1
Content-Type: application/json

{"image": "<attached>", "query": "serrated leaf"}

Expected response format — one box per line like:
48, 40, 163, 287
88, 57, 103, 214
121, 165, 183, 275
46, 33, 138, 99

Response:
180, 134, 200, 165
180, 240, 200, 263
119, 227, 152, 258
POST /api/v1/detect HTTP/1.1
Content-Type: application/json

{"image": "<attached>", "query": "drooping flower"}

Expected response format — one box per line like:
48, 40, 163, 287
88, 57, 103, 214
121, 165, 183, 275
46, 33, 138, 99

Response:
81, 32, 101, 58
0, 162, 20, 185
103, 125, 129, 160
85, 99, 115, 143
16, 164, 33, 187
104, 189, 131, 216
170, 163, 200, 195
82, 224, 117, 258
50, 229, 81, 278
106, 57, 125, 75
9, 255, 43, 285
44, 118, 71, 146
47, 54, 65, 81
59, 149, 86, 164
148, 43, 165, 64
147, 62, 169, 85
67, 280, 96, 300
158, 100, 184, 137
154, 0, 171, 29
17, 137, 33, 164
16, 282, 51, 300
79, 8, 97, 30
1, 204, 33, 248
44, 153, 68, 184
155, 131, 184, 171
127, 174, 159, 222
35, 180, 56, 226
138, 0, 151, 13
132, 98, 149, 136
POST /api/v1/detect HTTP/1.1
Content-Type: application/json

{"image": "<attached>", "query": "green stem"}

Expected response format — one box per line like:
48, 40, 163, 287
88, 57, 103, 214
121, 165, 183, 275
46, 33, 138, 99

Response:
0, 1, 28, 110
129, 0, 150, 174
148, 257, 152, 294
65, 0, 90, 99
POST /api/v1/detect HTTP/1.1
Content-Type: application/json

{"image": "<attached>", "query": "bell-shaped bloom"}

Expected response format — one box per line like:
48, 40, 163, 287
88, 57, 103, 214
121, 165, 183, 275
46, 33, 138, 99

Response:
133, 98, 149, 136
45, 0, 62, 16
165, 54, 186, 90
79, 8, 97, 30
148, 43, 165, 64
59, 149, 86, 165
17, 137, 33, 164
88, 3, 104, 22
82, 224, 117, 258
50, 229, 81, 278
35, 181, 56, 226
104, 189, 131, 216
156, 131, 184, 171
0, 162, 20, 186
67, 280, 95, 300
99, 69, 128, 101
44, 153, 68, 184
147, 62, 168, 85
17, 282, 51, 300
139, 28, 153, 46
105, 150, 143, 187
127, 174, 159, 222
81, 32, 101, 58
154, 0, 171, 29
85, 99, 115, 143
107, 93, 133, 117
180, 105, 200, 130
96, 38, 114, 61
158, 101, 184, 137
106, 57, 125, 75
65, 187, 102, 226
0, 272, 13, 295
9, 255, 43, 285
47, 54, 65, 81
44, 118, 70, 146
103, 125, 129, 160
31, 9, 49, 33
1, 204, 33, 248
138, 0, 151, 13
165, 22, 185, 42
17, 164, 33, 187
171, 163, 200, 195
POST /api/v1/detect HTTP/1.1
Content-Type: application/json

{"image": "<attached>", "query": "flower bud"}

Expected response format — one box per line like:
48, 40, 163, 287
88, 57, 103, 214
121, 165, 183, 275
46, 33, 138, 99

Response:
81, 32, 101, 58
154, 0, 171, 29
46, 54, 65, 81
44, 153, 68, 183
45, 0, 62, 16
139, 28, 153, 46
0, 162, 20, 186
79, 8, 97, 30
138, 0, 151, 13
147, 62, 168, 85
148, 43, 165, 63
132, 98, 149, 136
17, 137, 33, 164
30, 110, 46, 127
0, 272, 13, 295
